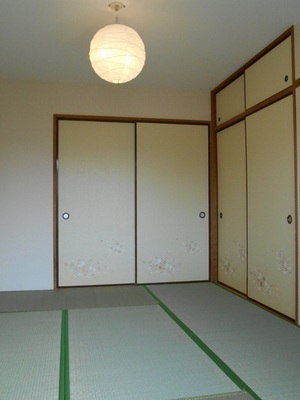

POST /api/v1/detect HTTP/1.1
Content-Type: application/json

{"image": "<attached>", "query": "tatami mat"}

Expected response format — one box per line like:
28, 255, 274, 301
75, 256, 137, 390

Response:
0, 311, 61, 400
0, 285, 157, 312
68, 305, 239, 400
148, 283, 300, 400
175, 391, 255, 399
2, 283, 298, 399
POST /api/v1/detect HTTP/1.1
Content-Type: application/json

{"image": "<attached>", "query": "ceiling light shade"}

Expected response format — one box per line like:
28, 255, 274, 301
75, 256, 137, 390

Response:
89, 23, 146, 84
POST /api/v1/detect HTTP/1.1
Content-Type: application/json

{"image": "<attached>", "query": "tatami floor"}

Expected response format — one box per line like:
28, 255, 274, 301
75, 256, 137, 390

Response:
0, 283, 299, 400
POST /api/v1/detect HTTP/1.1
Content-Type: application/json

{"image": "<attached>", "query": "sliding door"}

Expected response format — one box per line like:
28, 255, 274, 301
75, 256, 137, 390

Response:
57, 120, 135, 286
136, 123, 209, 283
246, 96, 295, 318
217, 121, 247, 293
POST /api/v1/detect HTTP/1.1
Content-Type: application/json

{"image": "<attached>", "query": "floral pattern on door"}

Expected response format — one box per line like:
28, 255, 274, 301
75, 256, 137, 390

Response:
142, 256, 181, 275
180, 239, 202, 253
250, 250, 292, 297
219, 241, 247, 278
63, 239, 128, 279
274, 250, 292, 274
250, 269, 277, 296
63, 258, 109, 278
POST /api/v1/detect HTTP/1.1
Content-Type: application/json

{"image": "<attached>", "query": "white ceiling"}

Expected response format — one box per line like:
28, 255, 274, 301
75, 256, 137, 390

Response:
1, 0, 300, 91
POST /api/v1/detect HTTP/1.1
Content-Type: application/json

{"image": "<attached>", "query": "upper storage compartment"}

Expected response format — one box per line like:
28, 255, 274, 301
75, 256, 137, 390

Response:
216, 75, 245, 125
245, 36, 292, 109
295, 21, 300, 80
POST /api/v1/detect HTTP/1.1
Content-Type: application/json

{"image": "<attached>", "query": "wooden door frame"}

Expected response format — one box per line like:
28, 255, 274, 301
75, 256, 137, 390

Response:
53, 115, 211, 288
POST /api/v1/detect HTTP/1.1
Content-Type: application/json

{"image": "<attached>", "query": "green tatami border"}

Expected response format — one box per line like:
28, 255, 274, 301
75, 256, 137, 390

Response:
59, 309, 70, 400
144, 285, 261, 400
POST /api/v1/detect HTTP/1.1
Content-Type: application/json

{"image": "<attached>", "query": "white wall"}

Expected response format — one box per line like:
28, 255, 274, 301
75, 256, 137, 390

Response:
0, 79, 210, 291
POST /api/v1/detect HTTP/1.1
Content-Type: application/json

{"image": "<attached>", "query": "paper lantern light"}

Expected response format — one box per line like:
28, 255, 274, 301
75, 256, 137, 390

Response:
89, 21, 146, 84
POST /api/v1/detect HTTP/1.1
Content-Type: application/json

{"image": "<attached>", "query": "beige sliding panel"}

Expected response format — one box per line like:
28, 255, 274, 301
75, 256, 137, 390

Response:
216, 75, 245, 126
58, 120, 135, 287
217, 121, 247, 293
246, 96, 295, 319
245, 37, 292, 109
295, 22, 300, 80
296, 87, 300, 325
136, 123, 209, 283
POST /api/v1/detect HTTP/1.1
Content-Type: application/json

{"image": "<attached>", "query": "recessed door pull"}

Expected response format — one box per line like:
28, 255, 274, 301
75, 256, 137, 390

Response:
199, 211, 206, 219
62, 212, 70, 220
220, 212, 223, 219
287, 215, 292, 224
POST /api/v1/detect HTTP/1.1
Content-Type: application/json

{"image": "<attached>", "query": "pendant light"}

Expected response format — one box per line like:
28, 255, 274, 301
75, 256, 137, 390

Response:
89, 2, 146, 84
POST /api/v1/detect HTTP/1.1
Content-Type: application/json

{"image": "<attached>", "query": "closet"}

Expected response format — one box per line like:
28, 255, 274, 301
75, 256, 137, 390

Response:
136, 123, 209, 283
214, 30, 297, 320
57, 120, 136, 287
55, 118, 209, 287
245, 36, 292, 108
294, 19, 300, 326
247, 96, 295, 318
217, 121, 247, 294
216, 75, 245, 126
